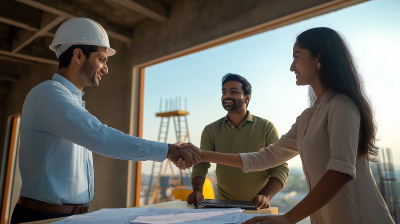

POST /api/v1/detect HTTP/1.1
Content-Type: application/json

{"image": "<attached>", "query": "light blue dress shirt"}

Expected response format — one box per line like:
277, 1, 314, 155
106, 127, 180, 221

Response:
19, 74, 168, 205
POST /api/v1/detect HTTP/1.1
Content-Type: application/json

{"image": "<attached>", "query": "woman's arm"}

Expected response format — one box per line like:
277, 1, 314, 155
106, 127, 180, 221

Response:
176, 143, 243, 169
244, 170, 352, 224
201, 150, 243, 168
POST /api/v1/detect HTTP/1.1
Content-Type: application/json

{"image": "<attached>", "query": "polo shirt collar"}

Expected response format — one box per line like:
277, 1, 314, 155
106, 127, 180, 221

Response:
52, 73, 84, 97
224, 110, 254, 125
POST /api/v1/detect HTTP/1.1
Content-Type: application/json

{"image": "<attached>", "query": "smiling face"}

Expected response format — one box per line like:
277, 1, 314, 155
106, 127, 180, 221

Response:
79, 47, 108, 87
221, 80, 250, 111
290, 43, 320, 86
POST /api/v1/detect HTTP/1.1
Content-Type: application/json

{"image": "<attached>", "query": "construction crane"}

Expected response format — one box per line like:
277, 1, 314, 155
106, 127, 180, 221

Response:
144, 97, 191, 205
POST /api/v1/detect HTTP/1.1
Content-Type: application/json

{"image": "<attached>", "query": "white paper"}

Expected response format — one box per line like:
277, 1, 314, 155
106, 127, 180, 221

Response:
52, 207, 148, 224
131, 208, 244, 224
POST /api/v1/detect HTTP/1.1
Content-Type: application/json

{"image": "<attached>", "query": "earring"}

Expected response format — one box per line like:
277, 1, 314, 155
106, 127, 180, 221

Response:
317, 63, 321, 69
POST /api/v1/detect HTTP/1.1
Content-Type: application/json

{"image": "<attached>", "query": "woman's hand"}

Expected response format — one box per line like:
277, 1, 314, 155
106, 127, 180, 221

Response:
175, 142, 202, 169
242, 214, 294, 224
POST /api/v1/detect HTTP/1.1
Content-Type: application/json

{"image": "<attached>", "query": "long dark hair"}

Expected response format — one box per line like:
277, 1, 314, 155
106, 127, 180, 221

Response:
296, 27, 378, 161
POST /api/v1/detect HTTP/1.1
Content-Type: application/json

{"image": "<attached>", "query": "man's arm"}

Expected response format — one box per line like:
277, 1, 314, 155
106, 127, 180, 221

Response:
252, 122, 289, 209
34, 85, 199, 168
187, 127, 213, 204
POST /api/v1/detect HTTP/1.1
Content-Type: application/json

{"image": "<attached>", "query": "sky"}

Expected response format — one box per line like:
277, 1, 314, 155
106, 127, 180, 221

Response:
140, 0, 400, 175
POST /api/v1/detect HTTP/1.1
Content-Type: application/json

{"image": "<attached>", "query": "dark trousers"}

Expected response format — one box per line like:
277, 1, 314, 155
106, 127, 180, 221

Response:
11, 203, 70, 224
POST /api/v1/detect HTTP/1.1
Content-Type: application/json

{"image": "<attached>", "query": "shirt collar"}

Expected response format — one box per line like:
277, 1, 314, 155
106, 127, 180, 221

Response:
224, 110, 254, 124
320, 87, 335, 104
52, 73, 84, 96
312, 87, 335, 107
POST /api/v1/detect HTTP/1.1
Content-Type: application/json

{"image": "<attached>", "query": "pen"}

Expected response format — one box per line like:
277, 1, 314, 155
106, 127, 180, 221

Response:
193, 202, 198, 209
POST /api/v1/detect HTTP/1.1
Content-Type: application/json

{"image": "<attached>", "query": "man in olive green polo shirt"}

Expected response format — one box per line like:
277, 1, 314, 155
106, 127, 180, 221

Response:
187, 73, 289, 209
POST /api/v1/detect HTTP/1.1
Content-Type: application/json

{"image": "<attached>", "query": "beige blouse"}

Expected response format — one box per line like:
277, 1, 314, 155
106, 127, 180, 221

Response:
239, 89, 394, 224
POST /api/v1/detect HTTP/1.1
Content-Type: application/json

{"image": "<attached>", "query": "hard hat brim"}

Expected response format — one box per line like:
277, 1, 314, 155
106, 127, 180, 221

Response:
106, 47, 116, 57
50, 42, 116, 58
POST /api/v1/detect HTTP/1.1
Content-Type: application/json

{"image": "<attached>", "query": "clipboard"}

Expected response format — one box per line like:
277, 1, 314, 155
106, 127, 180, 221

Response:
201, 199, 256, 209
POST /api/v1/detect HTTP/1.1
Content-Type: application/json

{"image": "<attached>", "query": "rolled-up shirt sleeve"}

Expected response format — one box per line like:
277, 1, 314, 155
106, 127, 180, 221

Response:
326, 97, 360, 180
33, 85, 168, 162
265, 162, 289, 187
239, 114, 301, 173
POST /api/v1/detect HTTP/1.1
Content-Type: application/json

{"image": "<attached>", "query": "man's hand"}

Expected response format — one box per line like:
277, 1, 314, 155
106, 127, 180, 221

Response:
175, 142, 202, 169
188, 177, 205, 204
167, 143, 201, 169
187, 190, 204, 204
252, 177, 282, 209
252, 195, 270, 209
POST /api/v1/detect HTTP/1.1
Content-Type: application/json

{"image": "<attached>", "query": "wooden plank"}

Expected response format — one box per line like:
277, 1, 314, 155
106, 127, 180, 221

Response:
156, 110, 189, 117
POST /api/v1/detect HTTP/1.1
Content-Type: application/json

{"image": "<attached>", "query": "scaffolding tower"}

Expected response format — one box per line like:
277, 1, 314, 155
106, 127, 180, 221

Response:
144, 97, 191, 205
377, 148, 400, 223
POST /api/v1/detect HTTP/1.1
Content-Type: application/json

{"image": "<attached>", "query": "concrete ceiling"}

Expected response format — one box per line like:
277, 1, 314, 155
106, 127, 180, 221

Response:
0, 0, 366, 98
0, 0, 173, 96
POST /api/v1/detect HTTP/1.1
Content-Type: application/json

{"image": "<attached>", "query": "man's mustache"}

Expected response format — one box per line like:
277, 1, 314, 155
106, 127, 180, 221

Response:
222, 98, 236, 104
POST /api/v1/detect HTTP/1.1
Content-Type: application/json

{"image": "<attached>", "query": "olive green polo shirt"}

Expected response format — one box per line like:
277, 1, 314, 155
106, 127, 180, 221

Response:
192, 111, 289, 201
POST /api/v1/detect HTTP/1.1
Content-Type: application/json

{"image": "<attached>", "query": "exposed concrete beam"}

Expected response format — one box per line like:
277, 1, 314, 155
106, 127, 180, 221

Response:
0, 87, 10, 95
0, 55, 36, 66
15, 0, 132, 45
0, 50, 58, 65
0, 73, 19, 82
115, 0, 167, 22
0, 16, 55, 38
12, 16, 65, 53
0, 16, 37, 32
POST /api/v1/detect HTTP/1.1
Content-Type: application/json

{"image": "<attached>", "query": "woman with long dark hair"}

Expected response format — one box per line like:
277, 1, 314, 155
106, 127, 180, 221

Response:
179, 27, 394, 223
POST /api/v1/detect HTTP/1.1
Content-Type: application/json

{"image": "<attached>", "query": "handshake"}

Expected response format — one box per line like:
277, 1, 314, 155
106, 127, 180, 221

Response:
167, 143, 202, 169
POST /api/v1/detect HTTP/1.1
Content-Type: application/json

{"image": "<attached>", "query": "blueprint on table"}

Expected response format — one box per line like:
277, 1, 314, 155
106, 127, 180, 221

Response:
52, 207, 148, 224
52, 207, 278, 224
131, 207, 244, 224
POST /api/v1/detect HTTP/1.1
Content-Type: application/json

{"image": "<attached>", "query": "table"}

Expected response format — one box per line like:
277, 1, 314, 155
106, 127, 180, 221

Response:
25, 201, 278, 223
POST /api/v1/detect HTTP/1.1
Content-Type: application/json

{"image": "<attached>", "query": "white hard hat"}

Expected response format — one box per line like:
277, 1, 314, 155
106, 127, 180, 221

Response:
49, 17, 116, 58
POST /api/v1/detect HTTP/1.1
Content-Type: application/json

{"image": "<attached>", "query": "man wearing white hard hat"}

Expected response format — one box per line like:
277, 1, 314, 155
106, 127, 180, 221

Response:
11, 18, 200, 223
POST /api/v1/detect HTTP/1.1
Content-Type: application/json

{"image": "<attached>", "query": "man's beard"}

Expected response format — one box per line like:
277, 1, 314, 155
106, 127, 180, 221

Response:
79, 60, 99, 87
222, 98, 244, 111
